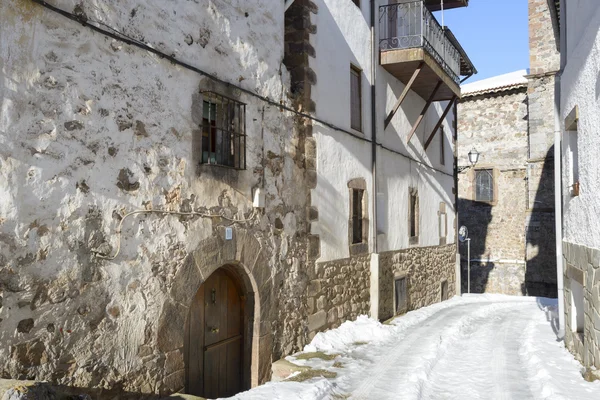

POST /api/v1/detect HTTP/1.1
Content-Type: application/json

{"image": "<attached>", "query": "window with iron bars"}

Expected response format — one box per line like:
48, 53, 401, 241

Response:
200, 91, 246, 170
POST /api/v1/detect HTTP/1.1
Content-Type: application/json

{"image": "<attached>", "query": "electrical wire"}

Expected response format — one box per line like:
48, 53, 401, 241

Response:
31, 0, 453, 178
92, 209, 257, 260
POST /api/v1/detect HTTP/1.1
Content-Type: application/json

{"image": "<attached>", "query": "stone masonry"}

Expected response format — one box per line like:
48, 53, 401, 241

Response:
305, 254, 371, 339
456, 0, 559, 297
0, 0, 314, 395
458, 87, 530, 295
378, 245, 456, 321
562, 241, 600, 370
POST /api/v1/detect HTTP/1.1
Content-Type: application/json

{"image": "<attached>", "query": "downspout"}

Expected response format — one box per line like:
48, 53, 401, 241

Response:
554, 72, 564, 339
371, 0, 378, 253
369, 0, 380, 320
453, 100, 461, 295
555, 0, 567, 339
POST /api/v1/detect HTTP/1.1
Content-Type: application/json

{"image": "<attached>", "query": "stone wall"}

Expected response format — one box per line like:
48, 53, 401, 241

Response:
458, 61, 558, 297
305, 254, 371, 339
378, 244, 456, 321
562, 241, 600, 370
0, 0, 313, 395
528, 0, 560, 75
457, 89, 530, 295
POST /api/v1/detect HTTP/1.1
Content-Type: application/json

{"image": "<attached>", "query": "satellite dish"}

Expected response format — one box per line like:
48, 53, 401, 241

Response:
458, 225, 468, 242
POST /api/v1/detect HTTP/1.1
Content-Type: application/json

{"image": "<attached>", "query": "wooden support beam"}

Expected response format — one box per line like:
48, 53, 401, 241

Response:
384, 62, 424, 129
424, 96, 457, 151
406, 80, 443, 144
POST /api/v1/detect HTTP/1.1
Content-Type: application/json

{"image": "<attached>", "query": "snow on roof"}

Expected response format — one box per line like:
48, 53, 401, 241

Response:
461, 70, 529, 97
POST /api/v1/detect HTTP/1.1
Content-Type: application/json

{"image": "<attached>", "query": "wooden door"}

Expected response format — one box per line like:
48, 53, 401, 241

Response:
188, 269, 244, 398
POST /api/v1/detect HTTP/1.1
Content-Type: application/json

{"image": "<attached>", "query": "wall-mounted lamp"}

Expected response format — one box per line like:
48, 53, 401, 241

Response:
458, 148, 480, 173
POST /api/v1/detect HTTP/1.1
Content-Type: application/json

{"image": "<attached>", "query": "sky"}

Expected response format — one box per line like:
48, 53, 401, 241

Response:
433, 0, 530, 83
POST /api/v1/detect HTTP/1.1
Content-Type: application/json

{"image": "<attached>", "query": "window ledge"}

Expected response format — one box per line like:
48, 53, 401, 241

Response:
349, 242, 369, 256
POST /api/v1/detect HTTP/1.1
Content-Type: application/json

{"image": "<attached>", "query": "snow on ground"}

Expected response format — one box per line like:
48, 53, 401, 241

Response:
228, 294, 600, 400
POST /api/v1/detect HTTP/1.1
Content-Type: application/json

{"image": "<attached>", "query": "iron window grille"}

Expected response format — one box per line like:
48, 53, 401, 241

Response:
475, 169, 494, 202
200, 91, 246, 170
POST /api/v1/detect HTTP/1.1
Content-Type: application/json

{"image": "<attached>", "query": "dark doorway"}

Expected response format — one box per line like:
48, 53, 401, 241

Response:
186, 268, 246, 398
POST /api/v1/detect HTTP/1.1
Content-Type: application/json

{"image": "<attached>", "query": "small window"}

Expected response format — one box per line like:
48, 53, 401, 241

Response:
440, 126, 445, 165
352, 0, 360, 8
571, 279, 584, 335
200, 91, 246, 169
440, 280, 449, 301
350, 65, 362, 132
568, 130, 579, 196
352, 189, 364, 244
438, 202, 447, 245
394, 276, 407, 315
475, 169, 494, 202
409, 189, 419, 244
565, 105, 579, 196
348, 178, 368, 254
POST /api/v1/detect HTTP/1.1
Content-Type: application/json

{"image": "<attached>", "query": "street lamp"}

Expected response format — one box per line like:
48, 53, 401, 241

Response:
468, 148, 480, 166
458, 147, 480, 172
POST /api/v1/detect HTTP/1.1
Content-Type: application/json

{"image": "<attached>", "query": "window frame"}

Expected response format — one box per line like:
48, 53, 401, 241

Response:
438, 202, 447, 245
564, 105, 579, 197
440, 126, 445, 166
199, 91, 247, 170
348, 178, 368, 255
472, 167, 498, 205
350, 64, 362, 133
393, 274, 408, 315
408, 188, 419, 245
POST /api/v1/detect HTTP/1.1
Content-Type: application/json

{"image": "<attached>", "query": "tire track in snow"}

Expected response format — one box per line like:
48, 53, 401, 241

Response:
348, 301, 512, 400
418, 302, 534, 400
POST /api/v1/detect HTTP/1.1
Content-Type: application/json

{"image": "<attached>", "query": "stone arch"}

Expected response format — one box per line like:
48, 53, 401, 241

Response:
156, 226, 274, 394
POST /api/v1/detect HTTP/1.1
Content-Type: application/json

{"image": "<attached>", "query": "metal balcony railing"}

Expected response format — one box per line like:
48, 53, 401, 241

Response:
379, 1, 461, 85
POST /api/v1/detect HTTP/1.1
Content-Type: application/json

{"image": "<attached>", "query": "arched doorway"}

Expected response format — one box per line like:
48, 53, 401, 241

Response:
185, 266, 251, 398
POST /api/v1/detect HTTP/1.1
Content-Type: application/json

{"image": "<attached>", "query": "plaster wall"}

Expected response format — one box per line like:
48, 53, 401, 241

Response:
0, 0, 311, 394
560, 3, 600, 249
559, 0, 600, 373
564, 0, 599, 61
310, 0, 456, 262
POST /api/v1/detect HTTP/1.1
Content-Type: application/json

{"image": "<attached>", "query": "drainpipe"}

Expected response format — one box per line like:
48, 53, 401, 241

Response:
453, 101, 461, 295
370, 0, 378, 254
555, 0, 567, 340
554, 73, 565, 339
369, 0, 380, 320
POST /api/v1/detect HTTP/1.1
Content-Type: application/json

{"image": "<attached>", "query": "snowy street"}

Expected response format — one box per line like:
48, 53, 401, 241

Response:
233, 295, 600, 400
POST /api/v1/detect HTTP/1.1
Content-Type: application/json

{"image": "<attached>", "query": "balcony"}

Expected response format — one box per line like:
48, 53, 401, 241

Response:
379, 1, 476, 102
423, 0, 469, 11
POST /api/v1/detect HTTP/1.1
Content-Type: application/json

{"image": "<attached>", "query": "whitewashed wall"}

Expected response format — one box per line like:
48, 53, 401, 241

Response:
0, 0, 311, 392
310, 0, 456, 262
560, 3, 600, 248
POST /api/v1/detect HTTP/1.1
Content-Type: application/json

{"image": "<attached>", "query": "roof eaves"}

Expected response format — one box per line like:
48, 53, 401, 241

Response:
462, 82, 528, 98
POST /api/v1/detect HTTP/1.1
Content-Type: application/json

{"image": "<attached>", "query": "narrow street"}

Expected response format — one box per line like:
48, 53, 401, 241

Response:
234, 296, 600, 400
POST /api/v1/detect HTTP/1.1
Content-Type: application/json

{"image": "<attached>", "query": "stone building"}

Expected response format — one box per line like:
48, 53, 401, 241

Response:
557, 0, 600, 373
0, 0, 474, 397
456, 0, 558, 298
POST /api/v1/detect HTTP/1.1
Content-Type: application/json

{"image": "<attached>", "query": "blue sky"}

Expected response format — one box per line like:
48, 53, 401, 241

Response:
434, 0, 530, 83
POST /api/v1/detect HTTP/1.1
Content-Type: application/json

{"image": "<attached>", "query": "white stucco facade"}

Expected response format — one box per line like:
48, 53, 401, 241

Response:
310, 0, 456, 263
560, 2, 600, 247
558, 0, 600, 372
